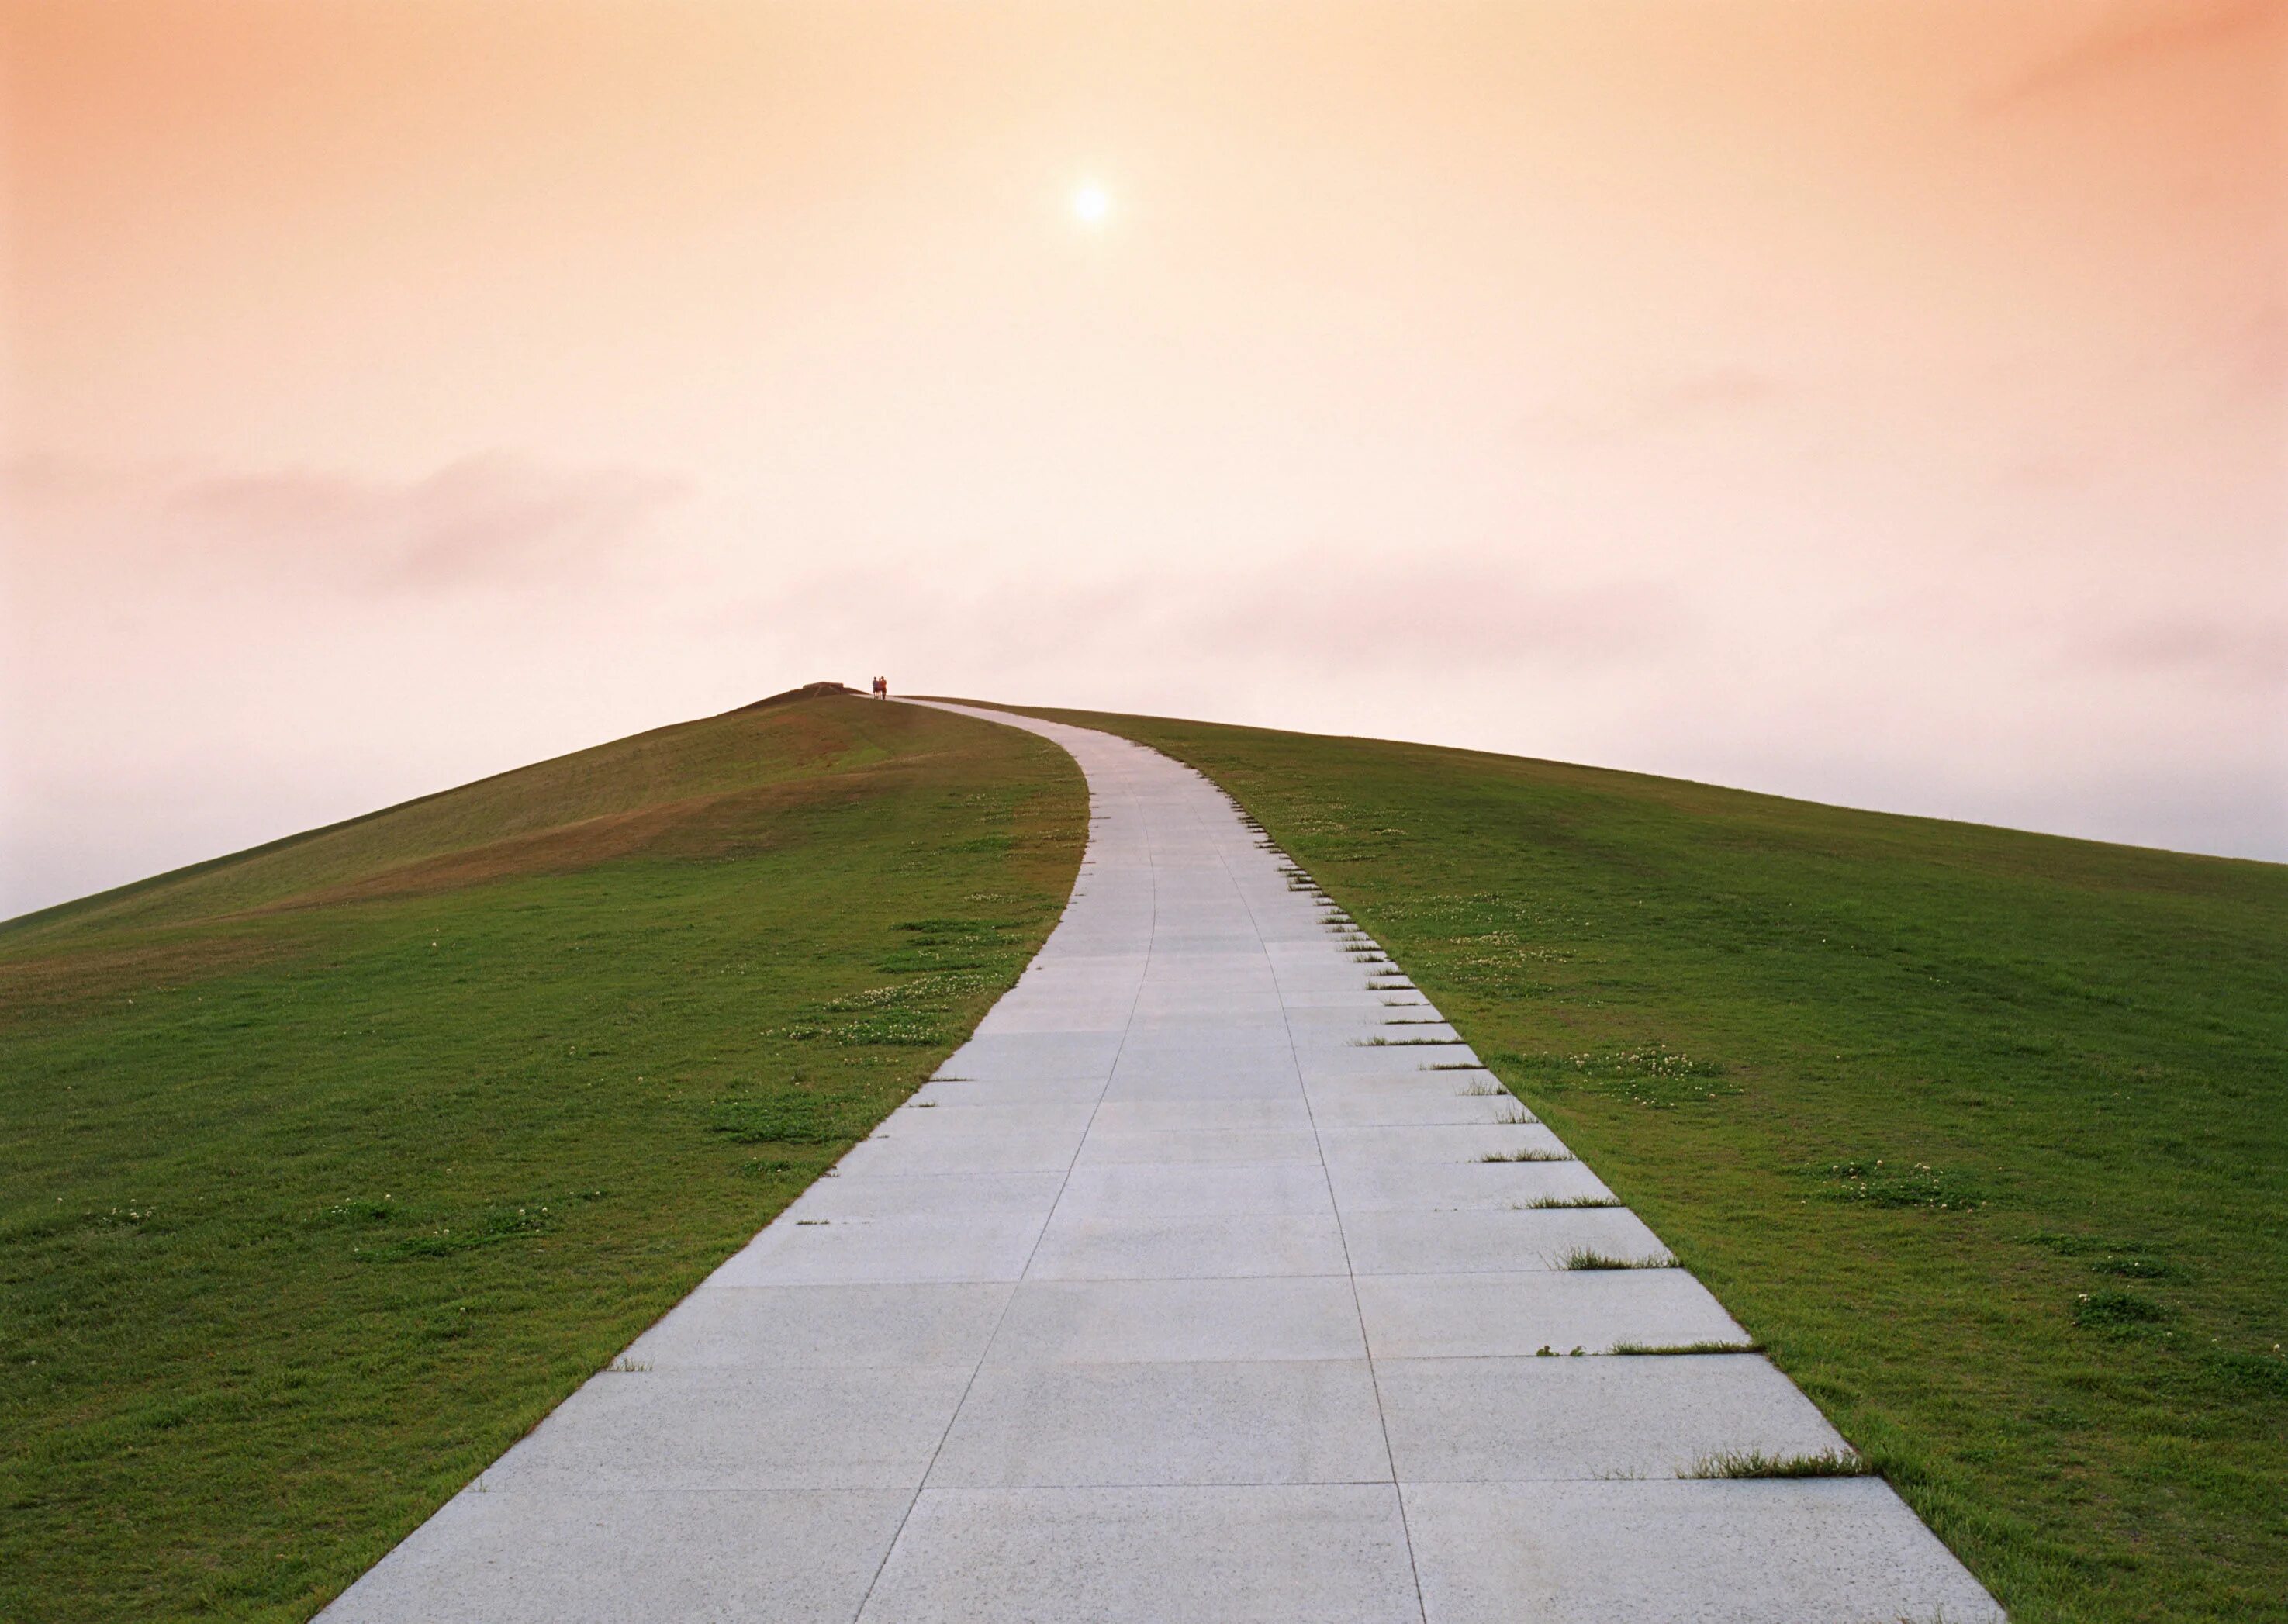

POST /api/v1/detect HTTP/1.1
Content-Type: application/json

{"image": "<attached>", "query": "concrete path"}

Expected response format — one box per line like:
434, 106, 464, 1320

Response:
326, 703, 2003, 1623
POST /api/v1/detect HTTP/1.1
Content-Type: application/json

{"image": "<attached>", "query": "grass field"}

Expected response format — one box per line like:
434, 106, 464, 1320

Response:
0, 693, 1085, 1622
1018, 704, 2288, 1624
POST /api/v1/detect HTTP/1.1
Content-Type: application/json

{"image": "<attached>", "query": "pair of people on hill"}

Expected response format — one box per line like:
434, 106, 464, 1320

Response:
869, 675, 890, 699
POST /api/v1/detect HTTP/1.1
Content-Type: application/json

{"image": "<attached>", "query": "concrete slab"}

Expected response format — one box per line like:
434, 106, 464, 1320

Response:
321, 1490, 912, 1624
1327, 1159, 1613, 1212
986, 1277, 1366, 1363
906, 1076, 1110, 1106
1105, 1051, 1304, 1094
624, 1282, 1014, 1369
1343, 1206, 1671, 1273
1298, 1061, 1491, 1087
1318, 1124, 1573, 1166
835, 1125, 1087, 1177
931, 1360, 1391, 1486
1356, 1271, 1749, 1358
1026, 1211, 1351, 1280
883, 1101, 1100, 1136
1403, 1479, 2005, 1624
478, 1365, 972, 1491
1073, 1127, 1325, 1166
713, 1211, 1049, 1285
1054, 1163, 1335, 1218
937, 1031, 1127, 1080
1376, 1355, 1846, 1481
1089, 1097, 1315, 1132
783, 1170, 1065, 1221
1297, 1039, 1481, 1068
1305, 1090, 1532, 1128
856, 1485, 1422, 1624
1099, 1067, 1307, 1101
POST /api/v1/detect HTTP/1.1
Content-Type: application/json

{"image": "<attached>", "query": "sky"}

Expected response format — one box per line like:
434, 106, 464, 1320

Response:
3, 0, 2283, 918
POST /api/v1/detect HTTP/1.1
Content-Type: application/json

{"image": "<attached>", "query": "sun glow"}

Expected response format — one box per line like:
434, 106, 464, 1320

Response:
1071, 181, 1111, 226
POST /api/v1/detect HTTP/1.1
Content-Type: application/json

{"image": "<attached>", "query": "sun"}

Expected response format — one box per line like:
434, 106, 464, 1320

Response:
1071, 181, 1111, 227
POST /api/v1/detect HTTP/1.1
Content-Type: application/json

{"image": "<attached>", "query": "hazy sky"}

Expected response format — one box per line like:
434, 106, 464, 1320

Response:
5, 0, 2283, 917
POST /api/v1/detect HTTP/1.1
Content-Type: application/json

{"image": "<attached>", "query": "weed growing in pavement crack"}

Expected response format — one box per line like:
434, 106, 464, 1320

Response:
1686, 1449, 1870, 1479
1560, 1246, 1676, 1270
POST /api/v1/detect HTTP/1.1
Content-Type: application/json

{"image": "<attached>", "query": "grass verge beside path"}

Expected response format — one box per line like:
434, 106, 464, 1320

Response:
0, 694, 1085, 1622
1014, 703, 2287, 1624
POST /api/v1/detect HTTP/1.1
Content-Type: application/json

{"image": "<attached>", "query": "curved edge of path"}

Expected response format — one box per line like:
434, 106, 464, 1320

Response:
321, 700, 2004, 1624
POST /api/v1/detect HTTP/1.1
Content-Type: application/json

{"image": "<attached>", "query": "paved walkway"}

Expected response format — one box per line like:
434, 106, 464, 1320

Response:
327, 703, 2003, 1622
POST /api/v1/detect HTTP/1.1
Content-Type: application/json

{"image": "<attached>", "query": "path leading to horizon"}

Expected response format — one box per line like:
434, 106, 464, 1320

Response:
325, 703, 2002, 1622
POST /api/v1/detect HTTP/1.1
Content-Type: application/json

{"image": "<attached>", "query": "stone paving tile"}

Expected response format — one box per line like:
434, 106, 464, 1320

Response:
878, 1101, 1100, 1136
1376, 1355, 1846, 1481
1326, 1159, 1616, 1211
1026, 1211, 1352, 1280
322, 1491, 912, 1624
782, 1170, 1066, 1221
1054, 1163, 1335, 1218
931, 1359, 1391, 1486
1106, 1051, 1305, 1093
1318, 1123, 1573, 1166
1129, 994, 1290, 1023
1089, 1097, 1315, 1132
973, 1006, 1136, 1035
904, 1076, 1108, 1106
1099, 1066, 1308, 1101
833, 1125, 1087, 1177
624, 1283, 1014, 1369
1305, 1090, 1529, 1128
856, 1485, 1423, 1624
1343, 1207, 1671, 1273
937, 1031, 1127, 1080
1403, 1479, 2004, 1623
1294, 1037, 1480, 1065
1301, 1062, 1488, 1093
1356, 1270, 1751, 1357
711, 1211, 1049, 1285
478, 1365, 972, 1491
985, 1277, 1366, 1364
1073, 1126, 1325, 1166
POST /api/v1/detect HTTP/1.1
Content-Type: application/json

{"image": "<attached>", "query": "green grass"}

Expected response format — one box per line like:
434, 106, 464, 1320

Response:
1014, 703, 2288, 1624
0, 694, 1085, 1622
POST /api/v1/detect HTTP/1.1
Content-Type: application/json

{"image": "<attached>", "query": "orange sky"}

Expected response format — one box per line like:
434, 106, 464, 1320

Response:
4, 0, 2284, 913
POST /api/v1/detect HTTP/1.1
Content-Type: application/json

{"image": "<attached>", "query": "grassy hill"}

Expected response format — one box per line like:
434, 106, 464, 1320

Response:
11, 691, 2280, 1623
0, 693, 1085, 1622
1013, 704, 2288, 1624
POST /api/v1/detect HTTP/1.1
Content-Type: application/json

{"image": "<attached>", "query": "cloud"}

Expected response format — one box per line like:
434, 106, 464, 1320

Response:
1180, 565, 1685, 673
2071, 613, 2288, 689
733, 551, 1695, 685
1523, 367, 1788, 444
2239, 304, 2288, 401
162, 456, 690, 593
5, 453, 690, 598
1977, 0, 2279, 113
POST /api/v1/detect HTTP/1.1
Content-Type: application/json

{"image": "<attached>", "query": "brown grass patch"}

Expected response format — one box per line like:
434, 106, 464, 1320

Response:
728, 681, 862, 710
258, 763, 920, 911
0, 930, 297, 1026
